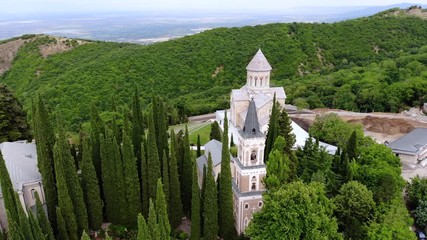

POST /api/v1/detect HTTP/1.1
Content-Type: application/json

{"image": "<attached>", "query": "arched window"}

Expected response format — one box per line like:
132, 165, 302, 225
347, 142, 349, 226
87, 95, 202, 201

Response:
245, 203, 249, 210
251, 182, 256, 190
258, 201, 263, 208
250, 150, 257, 163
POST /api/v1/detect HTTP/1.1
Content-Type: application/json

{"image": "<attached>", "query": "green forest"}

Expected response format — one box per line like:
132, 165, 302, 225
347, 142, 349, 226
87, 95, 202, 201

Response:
1, 12, 427, 131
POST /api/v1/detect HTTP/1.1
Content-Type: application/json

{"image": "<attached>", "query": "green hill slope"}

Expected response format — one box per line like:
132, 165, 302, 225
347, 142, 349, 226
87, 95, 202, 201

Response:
1, 14, 427, 131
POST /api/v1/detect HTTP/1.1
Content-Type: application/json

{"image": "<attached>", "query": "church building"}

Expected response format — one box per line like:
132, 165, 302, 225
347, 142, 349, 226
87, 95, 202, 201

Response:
197, 49, 336, 235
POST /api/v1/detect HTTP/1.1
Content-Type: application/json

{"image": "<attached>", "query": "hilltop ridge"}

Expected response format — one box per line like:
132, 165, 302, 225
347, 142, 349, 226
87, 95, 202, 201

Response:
0, 9, 426, 131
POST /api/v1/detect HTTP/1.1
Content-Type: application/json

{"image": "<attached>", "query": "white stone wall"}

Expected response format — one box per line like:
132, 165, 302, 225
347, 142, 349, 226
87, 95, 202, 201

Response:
246, 70, 270, 89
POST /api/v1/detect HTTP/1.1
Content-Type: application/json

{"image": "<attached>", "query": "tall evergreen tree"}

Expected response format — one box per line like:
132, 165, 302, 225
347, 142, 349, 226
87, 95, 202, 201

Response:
81, 136, 104, 231
147, 112, 161, 201
148, 199, 160, 240
100, 131, 116, 222
190, 163, 201, 240
264, 94, 279, 162
347, 130, 358, 161
203, 153, 218, 240
56, 207, 70, 240
28, 211, 45, 240
6, 210, 25, 240
35, 192, 55, 240
182, 125, 193, 214
132, 86, 144, 171
210, 121, 222, 141
32, 97, 57, 228
277, 108, 296, 154
156, 179, 171, 240
200, 165, 207, 234
153, 97, 169, 170
112, 131, 128, 225
53, 140, 78, 240
218, 112, 236, 239
196, 134, 202, 157
162, 151, 170, 211
137, 213, 150, 240
89, 102, 105, 187
122, 118, 142, 226
140, 141, 149, 218
0, 151, 19, 227
0, 84, 31, 142
56, 122, 88, 234
15, 192, 35, 240
168, 130, 183, 228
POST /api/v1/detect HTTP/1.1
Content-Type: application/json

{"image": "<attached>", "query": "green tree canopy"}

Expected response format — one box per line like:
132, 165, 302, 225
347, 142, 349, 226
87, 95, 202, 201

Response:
247, 181, 342, 240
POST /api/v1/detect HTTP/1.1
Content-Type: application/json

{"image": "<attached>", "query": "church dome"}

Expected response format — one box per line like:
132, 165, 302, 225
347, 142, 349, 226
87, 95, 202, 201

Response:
246, 49, 272, 72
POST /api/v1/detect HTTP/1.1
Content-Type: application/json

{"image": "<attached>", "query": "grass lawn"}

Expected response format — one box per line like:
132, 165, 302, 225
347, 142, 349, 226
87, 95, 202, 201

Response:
169, 121, 212, 145
188, 123, 211, 145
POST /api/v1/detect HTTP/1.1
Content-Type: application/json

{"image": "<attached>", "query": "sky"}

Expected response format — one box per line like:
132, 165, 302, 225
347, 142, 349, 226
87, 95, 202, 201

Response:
2, 0, 427, 14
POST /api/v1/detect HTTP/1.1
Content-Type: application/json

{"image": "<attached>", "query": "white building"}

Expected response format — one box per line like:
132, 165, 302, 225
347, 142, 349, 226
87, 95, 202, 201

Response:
388, 128, 427, 167
0, 141, 46, 230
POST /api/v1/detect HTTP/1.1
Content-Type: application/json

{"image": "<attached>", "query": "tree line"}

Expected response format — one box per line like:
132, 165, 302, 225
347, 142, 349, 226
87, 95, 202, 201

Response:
247, 101, 415, 239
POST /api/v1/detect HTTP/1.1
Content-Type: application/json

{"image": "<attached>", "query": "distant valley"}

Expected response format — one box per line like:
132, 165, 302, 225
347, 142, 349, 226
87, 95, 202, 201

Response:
1, 3, 426, 44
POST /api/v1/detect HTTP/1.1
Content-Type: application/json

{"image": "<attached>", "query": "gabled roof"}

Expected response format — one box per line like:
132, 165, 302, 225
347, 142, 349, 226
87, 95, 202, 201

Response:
246, 49, 272, 72
0, 141, 42, 195
239, 99, 264, 138
388, 128, 427, 155
196, 139, 223, 174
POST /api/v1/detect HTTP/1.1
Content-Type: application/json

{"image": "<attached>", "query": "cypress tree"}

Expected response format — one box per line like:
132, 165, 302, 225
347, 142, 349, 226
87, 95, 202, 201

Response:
28, 211, 45, 240
156, 179, 171, 240
147, 112, 161, 201
35, 192, 55, 240
100, 131, 116, 222
196, 134, 202, 157
168, 130, 183, 228
264, 94, 279, 162
137, 213, 150, 240
148, 199, 160, 240
158, 98, 169, 171
81, 137, 104, 231
277, 108, 296, 154
80, 231, 91, 240
203, 153, 218, 240
210, 121, 222, 141
56, 207, 71, 240
6, 210, 25, 240
162, 151, 170, 211
56, 122, 88, 235
122, 118, 142, 226
218, 112, 236, 239
32, 97, 57, 228
347, 130, 358, 161
15, 192, 34, 240
89, 102, 105, 187
54, 140, 78, 240
200, 165, 207, 234
132, 86, 144, 172
112, 132, 128, 225
175, 130, 185, 183
182, 125, 193, 214
0, 151, 19, 226
190, 163, 201, 240
140, 141, 149, 218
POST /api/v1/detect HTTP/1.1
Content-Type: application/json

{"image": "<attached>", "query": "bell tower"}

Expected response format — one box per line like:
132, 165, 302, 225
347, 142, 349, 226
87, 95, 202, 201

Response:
232, 98, 266, 234
245, 49, 272, 90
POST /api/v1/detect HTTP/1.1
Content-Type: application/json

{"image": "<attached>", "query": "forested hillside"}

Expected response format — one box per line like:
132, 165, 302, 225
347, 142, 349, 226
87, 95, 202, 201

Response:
1, 12, 427, 131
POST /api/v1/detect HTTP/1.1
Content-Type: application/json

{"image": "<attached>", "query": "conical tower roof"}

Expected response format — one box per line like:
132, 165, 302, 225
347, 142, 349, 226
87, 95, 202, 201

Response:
246, 49, 272, 72
240, 99, 264, 138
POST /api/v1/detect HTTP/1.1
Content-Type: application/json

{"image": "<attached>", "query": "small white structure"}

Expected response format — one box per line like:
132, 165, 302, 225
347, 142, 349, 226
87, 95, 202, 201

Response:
0, 141, 45, 230
388, 128, 427, 167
